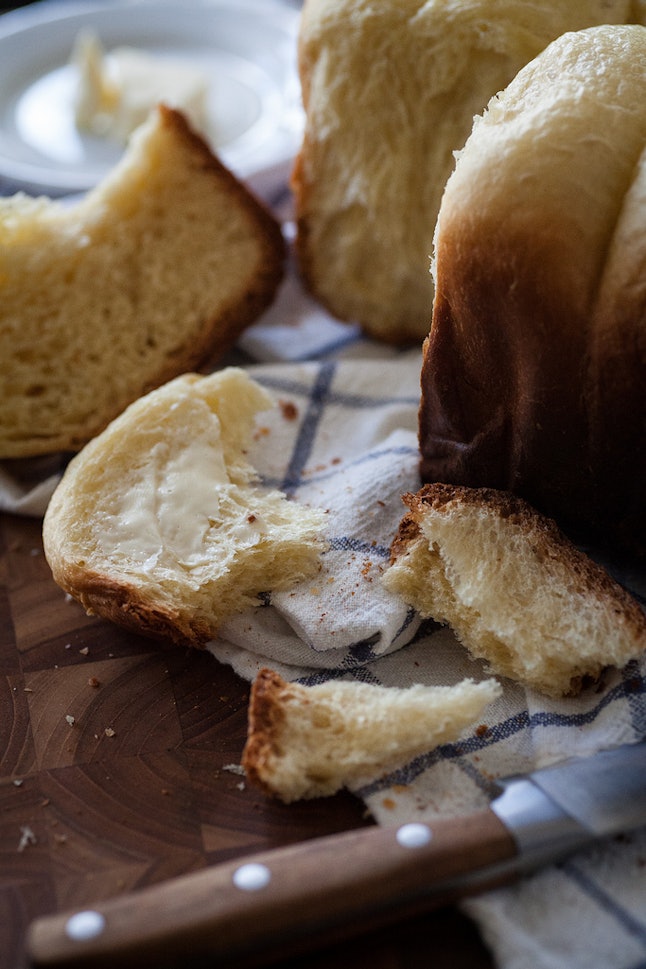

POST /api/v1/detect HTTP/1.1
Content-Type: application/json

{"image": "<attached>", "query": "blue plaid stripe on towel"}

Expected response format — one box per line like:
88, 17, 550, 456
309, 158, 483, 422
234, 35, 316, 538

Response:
215, 355, 424, 676
2, 250, 645, 969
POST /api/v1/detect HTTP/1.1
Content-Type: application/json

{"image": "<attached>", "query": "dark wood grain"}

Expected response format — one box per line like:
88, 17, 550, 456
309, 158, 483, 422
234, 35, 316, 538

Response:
0, 511, 494, 969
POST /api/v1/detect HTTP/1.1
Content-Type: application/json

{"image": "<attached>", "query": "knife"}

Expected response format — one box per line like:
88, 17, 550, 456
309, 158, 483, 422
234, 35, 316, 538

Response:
26, 740, 646, 969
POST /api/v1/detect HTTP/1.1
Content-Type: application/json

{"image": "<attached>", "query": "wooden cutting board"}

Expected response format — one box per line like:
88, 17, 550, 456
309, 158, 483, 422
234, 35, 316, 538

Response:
0, 510, 493, 969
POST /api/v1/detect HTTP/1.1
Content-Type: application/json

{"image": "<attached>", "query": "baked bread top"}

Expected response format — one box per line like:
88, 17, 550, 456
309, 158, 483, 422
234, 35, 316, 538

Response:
292, 0, 636, 345
0, 104, 285, 458
383, 484, 646, 697
42, 369, 327, 646
419, 24, 646, 555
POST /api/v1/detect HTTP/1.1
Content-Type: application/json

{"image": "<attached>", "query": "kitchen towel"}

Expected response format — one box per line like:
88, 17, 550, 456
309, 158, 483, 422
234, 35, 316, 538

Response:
1, 223, 645, 969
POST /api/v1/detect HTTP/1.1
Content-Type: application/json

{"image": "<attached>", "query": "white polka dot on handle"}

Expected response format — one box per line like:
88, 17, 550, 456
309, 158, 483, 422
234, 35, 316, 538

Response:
396, 822, 433, 848
65, 910, 106, 941
232, 862, 272, 891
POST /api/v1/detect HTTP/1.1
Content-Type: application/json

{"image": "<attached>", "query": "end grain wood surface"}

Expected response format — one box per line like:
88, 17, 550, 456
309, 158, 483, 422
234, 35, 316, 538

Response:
0, 510, 494, 969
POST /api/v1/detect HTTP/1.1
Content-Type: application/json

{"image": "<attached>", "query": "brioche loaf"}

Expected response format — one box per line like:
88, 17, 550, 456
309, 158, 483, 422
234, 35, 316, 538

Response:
383, 484, 646, 697
42, 369, 326, 646
419, 24, 646, 555
292, 0, 636, 345
243, 667, 501, 802
0, 105, 285, 458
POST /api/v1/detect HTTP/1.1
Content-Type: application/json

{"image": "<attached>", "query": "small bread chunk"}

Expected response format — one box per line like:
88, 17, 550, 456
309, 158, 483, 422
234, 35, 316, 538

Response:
242, 667, 501, 802
383, 484, 646, 697
0, 104, 285, 458
42, 369, 326, 646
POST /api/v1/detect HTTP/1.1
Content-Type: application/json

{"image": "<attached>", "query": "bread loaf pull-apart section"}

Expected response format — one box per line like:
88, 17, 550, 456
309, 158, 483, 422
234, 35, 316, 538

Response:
0, 104, 285, 458
420, 24, 646, 555
383, 484, 646, 698
292, 0, 635, 345
242, 667, 501, 802
42, 369, 327, 646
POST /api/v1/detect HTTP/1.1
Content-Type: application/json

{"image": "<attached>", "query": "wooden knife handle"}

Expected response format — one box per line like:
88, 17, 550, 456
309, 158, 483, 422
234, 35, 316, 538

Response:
26, 808, 517, 969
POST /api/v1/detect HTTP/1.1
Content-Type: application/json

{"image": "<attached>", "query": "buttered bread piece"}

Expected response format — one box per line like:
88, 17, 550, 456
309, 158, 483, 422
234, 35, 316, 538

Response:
383, 484, 646, 697
0, 105, 285, 458
292, 0, 635, 344
42, 369, 327, 646
243, 667, 501, 802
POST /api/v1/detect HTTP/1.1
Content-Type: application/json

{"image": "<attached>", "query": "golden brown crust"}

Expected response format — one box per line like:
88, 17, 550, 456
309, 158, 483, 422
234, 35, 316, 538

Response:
241, 668, 292, 796
388, 506, 421, 564
48, 561, 214, 647
157, 106, 286, 363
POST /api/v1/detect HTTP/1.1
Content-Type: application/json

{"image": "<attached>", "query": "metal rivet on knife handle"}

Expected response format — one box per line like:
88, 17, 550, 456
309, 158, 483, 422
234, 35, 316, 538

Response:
396, 822, 433, 848
232, 862, 272, 891
64, 910, 106, 941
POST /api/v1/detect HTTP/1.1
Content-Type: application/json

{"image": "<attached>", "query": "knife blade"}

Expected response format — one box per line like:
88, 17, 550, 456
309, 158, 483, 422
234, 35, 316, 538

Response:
26, 739, 646, 969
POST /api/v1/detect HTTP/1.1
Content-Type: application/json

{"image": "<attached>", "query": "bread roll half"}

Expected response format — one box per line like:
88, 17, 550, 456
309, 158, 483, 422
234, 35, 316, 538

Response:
419, 25, 646, 555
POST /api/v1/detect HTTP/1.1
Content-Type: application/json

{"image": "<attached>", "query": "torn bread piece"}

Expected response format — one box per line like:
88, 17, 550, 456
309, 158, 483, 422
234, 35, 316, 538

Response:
242, 667, 501, 802
43, 369, 327, 646
0, 104, 285, 458
383, 484, 646, 697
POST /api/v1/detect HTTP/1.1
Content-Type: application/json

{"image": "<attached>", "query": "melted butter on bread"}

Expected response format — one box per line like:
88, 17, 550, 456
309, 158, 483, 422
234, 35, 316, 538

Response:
99, 390, 273, 572
43, 369, 327, 646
